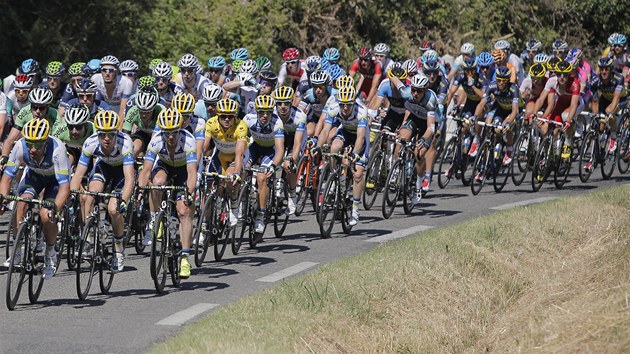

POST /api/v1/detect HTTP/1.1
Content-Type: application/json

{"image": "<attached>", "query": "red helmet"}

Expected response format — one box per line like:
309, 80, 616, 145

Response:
419, 41, 436, 52
357, 46, 373, 59
283, 48, 300, 61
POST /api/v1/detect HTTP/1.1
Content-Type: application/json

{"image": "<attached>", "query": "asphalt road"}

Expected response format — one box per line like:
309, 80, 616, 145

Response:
0, 166, 628, 354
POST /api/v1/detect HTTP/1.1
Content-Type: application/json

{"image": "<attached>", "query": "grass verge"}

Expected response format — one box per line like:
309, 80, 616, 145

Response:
151, 186, 630, 353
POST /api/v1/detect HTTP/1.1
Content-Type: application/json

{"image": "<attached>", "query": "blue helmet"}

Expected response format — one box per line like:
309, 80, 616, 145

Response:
207, 56, 226, 69
305, 55, 322, 72
611, 33, 627, 46
422, 59, 439, 74
320, 58, 330, 71
477, 52, 494, 66
86, 58, 101, 74
20, 58, 40, 75
230, 48, 249, 61
323, 47, 340, 62
327, 63, 344, 81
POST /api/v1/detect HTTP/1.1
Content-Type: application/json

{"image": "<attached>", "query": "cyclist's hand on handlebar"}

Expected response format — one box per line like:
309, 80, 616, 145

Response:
563, 121, 572, 132
230, 173, 241, 186
183, 193, 194, 207
118, 200, 128, 214
265, 163, 276, 177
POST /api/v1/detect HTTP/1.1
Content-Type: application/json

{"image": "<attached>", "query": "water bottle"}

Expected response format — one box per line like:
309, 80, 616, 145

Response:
405, 160, 413, 178
68, 205, 75, 224
275, 178, 283, 198
494, 144, 501, 159
462, 136, 471, 153
100, 220, 113, 243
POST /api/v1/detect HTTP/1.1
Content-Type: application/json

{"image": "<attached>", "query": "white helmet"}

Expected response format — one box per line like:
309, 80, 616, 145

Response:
28, 87, 54, 105
410, 74, 429, 89
494, 40, 511, 51
460, 42, 475, 55
153, 61, 173, 78
136, 88, 159, 111
402, 59, 419, 75
202, 83, 224, 102
239, 59, 258, 74
119, 59, 139, 73
178, 53, 199, 68
374, 43, 390, 55
100, 55, 120, 67
64, 104, 90, 125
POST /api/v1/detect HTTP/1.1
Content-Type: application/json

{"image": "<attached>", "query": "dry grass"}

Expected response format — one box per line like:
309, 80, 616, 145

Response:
151, 186, 630, 353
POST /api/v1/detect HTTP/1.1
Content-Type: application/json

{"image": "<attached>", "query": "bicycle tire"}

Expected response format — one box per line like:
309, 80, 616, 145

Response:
231, 184, 250, 255
213, 196, 229, 261
294, 155, 310, 216
340, 171, 354, 234
273, 178, 290, 238
28, 221, 44, 304
601, 135, 616, 180
617, 124, 630, 174
578, 132, 596, 183
98, 234, 115, 295
4, 206, 18, 266
169, 241, 181, 288
471, 141, 490, 196
382, 160, 402, 219
437, 137, 457, 189
362, 150, 382, 210
403, 161, 417, 215
493, 143, 510, 193
554, 148, 572, 189
76, 218, 97, 301
53, 205, 69, 271
318, 171, 339, 238
193, 194, 212, 267
314, 161, 331, 215
531, 137, 551, 192
510, 133, 530, 186
6, 222, 28, 310
150, 211, 167, 293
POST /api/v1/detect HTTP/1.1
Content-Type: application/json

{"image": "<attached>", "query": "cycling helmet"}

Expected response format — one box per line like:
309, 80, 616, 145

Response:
533, 53, 549, 64
94, 110, 121, 131
551, 38, 568, 51
336, 85, 357, 103
45, 61, 65, 77
546, 56, 561, 71
64, 104, 90, 125
327, 64, 344, 81
526, 39, 543, 51
422, 59, 440, 74
554, 60, 573, 74
254, 57, 272, 72
374, 43, 390, 55
86, 59, 101, 74
28, 87, 54, 105
230, 48, 250, 61
148, 58, 163, 73
598, 56, 614, 68
239, 59, 258, 74
421, 50, 439, 64
202, 83, 224, 103
335, 75, 354, 89
305, 55, 322, 72
255, 95, 275, 110
491, 49, 506, 63
137, 76, 156, 90
283, 48, 301, 61
529, 63, 546, 79
216, 98, 239, 114
419, 41, 436, 52
136, 88, 159, 111
153, 61, 173, 78
477, 52, 494, 66
273, 86, 295, 102
495, 66, 512, 80
259, 70, 278, 84
461, 57, 477, 71
320, 57, 330, 71
19, 58, 40, 75
565, 48, 583, 67
22, 119, 50, 141
157, 108, 183, 130
607, 33, 618, 45
387, 62, 408, 80
178, 53, 199, 68
120, 59, 139, 73
322, 47, 341, 62
410, 74, 429, 89
310, 70, 332, 86
402, 59, 419, 76
207, 56, 227, 70
494, 40, 511, 51
13, 74, 34, 89
357, 46, 373, 59
68, 62, 86, 76
231, 60, 244, 73
460, 42, 475, 56
610, 33, 627, 46
100, 55, 119, 68
74, 78, 98, 94
171, 92, 195, 114
195, 65, 204, 75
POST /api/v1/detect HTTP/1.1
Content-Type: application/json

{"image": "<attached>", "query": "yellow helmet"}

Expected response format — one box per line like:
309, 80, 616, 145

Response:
171, 92, 195, 114
335, 85, 356, 103
255, 95, 275, 110
272, 86, 294, 102
335, 75, 354, 89
157, 108, 183, 130
94, 110, 121, 131
529, 63, 546, 79
216, 98, 239, 115
22, 119, 50, 141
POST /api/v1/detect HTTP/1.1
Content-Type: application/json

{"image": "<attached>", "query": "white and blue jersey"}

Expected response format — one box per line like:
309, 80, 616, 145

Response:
376, 79, 412, 114
78, 132, 134, 168
5, 136, 69, 183
242, 113, 285, 148
145, 129, 197, 168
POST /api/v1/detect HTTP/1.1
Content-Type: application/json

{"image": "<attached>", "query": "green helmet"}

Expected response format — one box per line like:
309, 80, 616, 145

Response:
255, 57, 272, 72
68, 62, 86, 76
231, 59, 244, 73
148, 58, 164, 74
45, 61, 65, 76
137, 76, 157, 90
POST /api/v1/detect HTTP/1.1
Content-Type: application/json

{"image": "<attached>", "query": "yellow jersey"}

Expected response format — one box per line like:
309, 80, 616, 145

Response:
204, 116, 249, 154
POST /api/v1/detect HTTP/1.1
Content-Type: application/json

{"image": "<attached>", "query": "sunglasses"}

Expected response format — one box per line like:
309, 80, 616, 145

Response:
68, 124, 85, 131
411, 88, 426, 93
359, 58, 370, 62
101, 68, 116, 73
613, 44, 623, 48
558, 72, 571, 78
181, 113, 193, 120
257, 109, 273, 114
156, 77, 170, 82
15, 89, 30, 94
209, 68, 222, 73
122, 72, 136, 77
599, 67, 610, 71
46, 76, 61, 81
286, 60, 299, 65
496, 78, 509, 83
375, 54, 386, 58
339, 102, 355, 107
204, 101, 218, 108
31, 105, 48, 112
276, 101, 291, 107
314, 85, 327, 90
425, 71, 438, 76
553, 50, 565, 54
480, 66, 491, 71
260, 80, 275, 87
181, 67, 195, 73
139, 109, 153, 114
78, 93, 94, 100
98, 131, 117, 139
218, 114, 235, 120
25, 140, 46, 149
162, 129, 180, 137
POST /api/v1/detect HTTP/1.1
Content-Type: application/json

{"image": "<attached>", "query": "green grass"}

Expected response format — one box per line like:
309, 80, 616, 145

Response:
151, 186, 630, 353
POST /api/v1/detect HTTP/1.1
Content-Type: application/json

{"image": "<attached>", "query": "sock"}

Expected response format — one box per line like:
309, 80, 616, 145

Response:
424, 172, 432, 183
181, 249, 190, 257
114, 236, 124, 253
416, 176, 423, 190
45, 242, 55, 255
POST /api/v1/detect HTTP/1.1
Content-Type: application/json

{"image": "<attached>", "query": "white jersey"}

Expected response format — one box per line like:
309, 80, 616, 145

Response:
5, 91, 29, 118
145, 129, 197, 168
173, 73, 210, 100
0, 92, 6, 114
242, 113, 285, 148
91, 74, 134, 112
508, 53, 525, 85
78, 131, 134, 167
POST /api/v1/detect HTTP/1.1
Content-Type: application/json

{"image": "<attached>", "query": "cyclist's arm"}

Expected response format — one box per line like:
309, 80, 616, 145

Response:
366, 73, 382, 104
606, 90, 622, 114
70, 164, 88, 191
314, 111, 328, 138
1, 128, 20, 158
423, 114, 436, 142
0, 173, 11, 197
542, 91, 555, 118
273, 137, 284, 167
234, 140, 246, 175
53, 145, 71, 213
507, 102, 519, 124
473, 97, 487, 118
353, 126, 366, 155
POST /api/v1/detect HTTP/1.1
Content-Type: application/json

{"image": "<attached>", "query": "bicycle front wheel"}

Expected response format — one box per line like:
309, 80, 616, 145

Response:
99, 235, 115, 295
382, 160, 403, 219
6, 222, 28, 310
76, 218, 97, 301
510, 133, 530, 186
213, 196, 230, 261
601, 135, 617, 180
273, 178, 290, 238
28, 223, 45, 304
194, 195, 212, 267
578, 132, 596, 183
318, 172, 339, 238
437, 137, 457, 189
471, 142, 490, 196
150, 212, 167, 293
493, 143, 510, 193
294, 155, 310, 216
231, 184, 250, 255
531, 138, 551, 192
362, 150, 382, 210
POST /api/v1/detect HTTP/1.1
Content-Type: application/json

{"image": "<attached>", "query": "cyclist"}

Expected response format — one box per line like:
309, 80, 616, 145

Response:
323, 47, 341, 66
491, 49, 517, 83
222, 62, 262, 116
52, 104, 95, 167
6, 74, 34, 123
174, 54, 210, 100
119, 60, 139, 92
70, 110, 134, 273
0, 81, 6, 141
477, 52, 496, 85
521, 39, 543, 71
369, 63, 411, 133
318, 85, 369, 224
299, 70, 333, 138
153, 61, 177, 107
608, 33, 629, 78
277, 47, 308, 92
206, 56, 227, 86
0, 119, 70, 278
348, 46, 383, 105
471, 66, 520, 168
40, 61, 67, 109
273, 86, 307, 215
495, 39, 524, 84
122, 87, 165, 157
91, 55, 133, 120
449, 42, 476, 81
551, 38, 569, 59
422, 58, 449, 192
58, 62, 88, 117
520, 63, 549, 125
203, 98, 247, 226
169, 92, 205, 166
242, 95, 285, 234
197, 83, 224, 121
138, 108, 197, 278
374, 43, 395, 73
18, 58, 42, 87
66, 78, 111, 119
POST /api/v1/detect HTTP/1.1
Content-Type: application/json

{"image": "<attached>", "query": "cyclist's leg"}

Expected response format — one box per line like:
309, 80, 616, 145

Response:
83, 162, 107, 220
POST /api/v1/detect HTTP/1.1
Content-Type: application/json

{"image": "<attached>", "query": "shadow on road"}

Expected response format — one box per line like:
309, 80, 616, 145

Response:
221, 255, 276, 267
254, 243, 310, 254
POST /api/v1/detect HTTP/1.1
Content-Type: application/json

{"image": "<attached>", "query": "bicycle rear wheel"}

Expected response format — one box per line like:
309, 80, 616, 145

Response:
510, 133, 530, 186
76, 218, 97, 301
438, 137, 457, 189
578, 132, 596, 183
382, 160, 403, 219
28, 223, 44, 304
213, 197, 230, 261
403, 163, 417, 215
99, 236, 114, 295
470, 142, 490, 195
617, 125, 630, 174
318, 172, 339, 238
6, 223, 28, 310
150, 212, 167, 293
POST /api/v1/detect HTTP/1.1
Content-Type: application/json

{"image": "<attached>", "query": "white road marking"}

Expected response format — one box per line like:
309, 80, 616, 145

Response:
256, 262, 319, 283
490, 197, 558, 211
365, 225, 434, 243
156, 303, 219, 326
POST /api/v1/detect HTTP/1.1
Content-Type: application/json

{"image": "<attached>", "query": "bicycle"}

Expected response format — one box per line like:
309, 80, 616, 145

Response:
437, 114, 475, 188
4, 166, 25, 267
317, 151, 356, 238
294, 143, 320, 216
470, 120, 510, 195
72, 189, 120, 300
139, 185, 188, 293
510, 117, 542, 186
193, 171, 232, 266
382, 138, 418, 219
578, 113, 617, 182
362, 124, 397, 210
530, 117, 573, 191
3, 194, 61, 310
615, 108, 630, 174
122, 157, 149, 255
